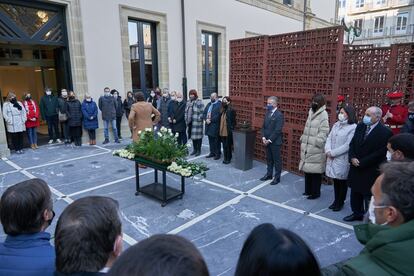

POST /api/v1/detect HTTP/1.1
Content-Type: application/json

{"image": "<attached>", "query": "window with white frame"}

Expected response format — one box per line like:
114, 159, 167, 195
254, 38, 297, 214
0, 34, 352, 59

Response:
376, 0, 386, 5
355, 0, 364, 8
354, 19, 363, 30
374, 16, 385, 33
396, 12, 408, 32
283, 0, 292, 5
339, 0, 346, 8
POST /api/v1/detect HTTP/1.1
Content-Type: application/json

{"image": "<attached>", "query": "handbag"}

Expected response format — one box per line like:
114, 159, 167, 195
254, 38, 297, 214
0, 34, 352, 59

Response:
59, 111, 67, 122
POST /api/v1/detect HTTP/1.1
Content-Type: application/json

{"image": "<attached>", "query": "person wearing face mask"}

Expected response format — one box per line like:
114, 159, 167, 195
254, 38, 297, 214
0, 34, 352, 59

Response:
170, 91, 187, 145
344, 106, 393, 222
299, 94, 330, 199
260, 96, 284, 185
98, 87, 119, 144
23, 92, 40, 150
111, 89, 124, 140
323, 162, 414, 276
325, 106, 357, 211
203, 92, 222, 160
401, 101, 414, 134
64, 91, 83, 146
185, 89, 204, 156
219, 97, 236, 164
123, 91, 136, 137
0, 179, 55, 276
147, 89, 158, 109
40, 88, 61, 144
82, 94, 99, 145
3, 92, 27, 154
58, 89, 70, 144
381, 91, 408, 135
159, 88, 171, 129
386, 133, 414, 162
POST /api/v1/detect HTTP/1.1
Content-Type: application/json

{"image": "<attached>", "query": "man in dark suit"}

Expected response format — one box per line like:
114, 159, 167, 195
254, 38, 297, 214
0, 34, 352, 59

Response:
260, 96, 284, 185
344, 106, 393, 222
203, 92, 222, 160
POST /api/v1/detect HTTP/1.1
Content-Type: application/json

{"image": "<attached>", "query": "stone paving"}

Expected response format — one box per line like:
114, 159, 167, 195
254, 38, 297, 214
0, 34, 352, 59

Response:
0, 139, 363, 276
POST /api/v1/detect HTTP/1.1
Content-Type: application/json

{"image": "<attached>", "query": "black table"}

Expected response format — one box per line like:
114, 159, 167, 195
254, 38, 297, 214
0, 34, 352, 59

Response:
134, 157, 185, 207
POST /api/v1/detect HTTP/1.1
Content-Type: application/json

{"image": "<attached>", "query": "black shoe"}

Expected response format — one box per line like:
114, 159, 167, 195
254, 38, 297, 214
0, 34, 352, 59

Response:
343, 214, 363, 222
206, 153, 215, 158
195, 151, 201, 157
114, 140, 121, 144
260, 175, 273, 181
332, 204, 344, 212
213, 155, 221, 160
270, 178, 280, 185
302, 192, 310, 196
190, 151, 197, 156
329, 202, 337, 210
307, 195, 320, 200
222, 160, 230, 164
103, 139, 109, 144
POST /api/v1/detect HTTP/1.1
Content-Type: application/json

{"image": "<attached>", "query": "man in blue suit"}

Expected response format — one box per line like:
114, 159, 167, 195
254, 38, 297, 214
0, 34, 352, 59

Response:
203, 92, 222, 160
260, 96, 284, 185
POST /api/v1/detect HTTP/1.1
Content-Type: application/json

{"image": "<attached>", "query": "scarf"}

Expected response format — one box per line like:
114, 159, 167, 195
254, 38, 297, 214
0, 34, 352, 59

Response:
24, 100, 37, 114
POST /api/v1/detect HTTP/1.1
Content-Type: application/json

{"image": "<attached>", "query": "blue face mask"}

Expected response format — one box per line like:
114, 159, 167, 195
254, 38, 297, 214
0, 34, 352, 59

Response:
267, 104, 273, 111
363, 115, 372, 126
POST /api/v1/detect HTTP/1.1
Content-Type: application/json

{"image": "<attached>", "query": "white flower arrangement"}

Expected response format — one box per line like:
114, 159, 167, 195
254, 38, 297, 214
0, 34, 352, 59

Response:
113, 149, 135, 160
168, 162, 192, 177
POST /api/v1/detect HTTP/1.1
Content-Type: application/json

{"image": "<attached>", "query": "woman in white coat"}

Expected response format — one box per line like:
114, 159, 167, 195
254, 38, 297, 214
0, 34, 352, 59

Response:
3, 92, 27, 154
299, 94, 330, 199
325, 105, 357, 211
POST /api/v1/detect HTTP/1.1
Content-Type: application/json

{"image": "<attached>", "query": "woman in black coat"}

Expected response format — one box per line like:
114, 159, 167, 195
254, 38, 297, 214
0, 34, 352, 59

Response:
170, 92, 187, 145
220, 96, 236, 164
65, 91, 83, 146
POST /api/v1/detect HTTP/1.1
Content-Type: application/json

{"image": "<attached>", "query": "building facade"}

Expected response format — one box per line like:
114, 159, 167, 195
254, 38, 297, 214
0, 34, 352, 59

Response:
338, 0, 414, 46
0, 0, 336, 156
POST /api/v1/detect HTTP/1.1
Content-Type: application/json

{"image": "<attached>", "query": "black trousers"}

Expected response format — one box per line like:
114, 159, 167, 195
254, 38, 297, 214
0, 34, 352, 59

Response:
350, 190, 371, 217
116, 116, 123, 138
173, 131, 187, 145
265, 143, 282, 180
304, 173, 322, 197
10, 132, 24, 151
87, 129, 96, 140
192, 139, 202, 152
220, 136, 233, 162
46, 115, 59, 140
333, 179, 348, 206
208, 135, 221, 157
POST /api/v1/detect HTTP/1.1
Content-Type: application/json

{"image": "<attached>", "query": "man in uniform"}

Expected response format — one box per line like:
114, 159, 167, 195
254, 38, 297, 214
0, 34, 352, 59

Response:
337, 94, 345, 114
382, 91, 408, 135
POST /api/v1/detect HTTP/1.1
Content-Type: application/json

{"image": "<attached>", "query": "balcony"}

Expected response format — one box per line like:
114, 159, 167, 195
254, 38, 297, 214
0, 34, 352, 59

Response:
349, 0, 414, 15
355, 24, 414, 40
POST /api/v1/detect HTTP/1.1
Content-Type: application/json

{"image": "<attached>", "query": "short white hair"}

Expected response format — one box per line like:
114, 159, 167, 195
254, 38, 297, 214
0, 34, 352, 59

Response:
368, 106, 383, 119
268, 96, 278, 104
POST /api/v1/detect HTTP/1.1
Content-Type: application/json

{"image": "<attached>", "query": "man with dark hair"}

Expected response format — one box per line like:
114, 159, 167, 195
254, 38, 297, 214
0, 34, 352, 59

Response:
54, 196, 123, 276
323, 162, 414, 275
108, 234, 209, 276
0, 179, 55, 276
387, 133, 414, 161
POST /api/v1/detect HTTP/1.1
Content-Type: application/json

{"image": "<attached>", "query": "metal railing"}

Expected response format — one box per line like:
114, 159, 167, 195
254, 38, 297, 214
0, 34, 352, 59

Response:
349, 0, 414, 13
355, 24, 414, 40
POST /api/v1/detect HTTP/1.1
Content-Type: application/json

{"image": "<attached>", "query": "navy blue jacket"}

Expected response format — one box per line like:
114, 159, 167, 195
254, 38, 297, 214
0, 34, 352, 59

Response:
203, 101, 221, 137
81, 100, 99, 130
0, 232, 55, 276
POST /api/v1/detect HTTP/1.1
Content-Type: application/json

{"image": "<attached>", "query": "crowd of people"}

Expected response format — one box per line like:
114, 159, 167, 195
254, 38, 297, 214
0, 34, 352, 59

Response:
1, 158, 413, 275
259, 92, 414, 223
2, 88, 237, 164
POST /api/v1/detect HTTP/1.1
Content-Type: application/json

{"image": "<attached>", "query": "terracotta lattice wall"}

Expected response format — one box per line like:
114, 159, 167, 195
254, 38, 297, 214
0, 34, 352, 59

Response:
229, 26, 414, 174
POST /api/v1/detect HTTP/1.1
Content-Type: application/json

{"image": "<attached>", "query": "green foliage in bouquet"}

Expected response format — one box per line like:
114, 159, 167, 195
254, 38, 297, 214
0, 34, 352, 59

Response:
129, 127, 188, 164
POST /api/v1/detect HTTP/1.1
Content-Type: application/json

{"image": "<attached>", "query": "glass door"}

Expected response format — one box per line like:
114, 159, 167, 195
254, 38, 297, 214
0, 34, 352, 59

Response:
201, 32, 218, 99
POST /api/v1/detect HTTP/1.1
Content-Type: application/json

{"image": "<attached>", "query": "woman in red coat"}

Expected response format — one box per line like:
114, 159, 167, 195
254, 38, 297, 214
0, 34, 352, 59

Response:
23, 93, 40, 149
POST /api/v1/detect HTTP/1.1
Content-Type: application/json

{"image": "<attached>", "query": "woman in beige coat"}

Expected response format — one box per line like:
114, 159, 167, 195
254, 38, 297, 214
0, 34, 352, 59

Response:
299, 94, 330, 200
128, 92, 160, 142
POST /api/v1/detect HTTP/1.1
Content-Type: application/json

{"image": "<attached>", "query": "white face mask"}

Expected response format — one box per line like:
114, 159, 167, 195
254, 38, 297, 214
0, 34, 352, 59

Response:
46, 91, 52, 96
177, 98, 183, 103
368, 196, 389, 225
62, 92, 68, 97
171, 96, 176, 101
86, 98, 92, 102
150, 92, 155, 97
386, 151, 392, 162
338, 113, 346, 122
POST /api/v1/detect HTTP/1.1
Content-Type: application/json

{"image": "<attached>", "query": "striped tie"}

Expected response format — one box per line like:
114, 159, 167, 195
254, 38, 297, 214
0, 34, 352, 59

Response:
364, 126, 371, 140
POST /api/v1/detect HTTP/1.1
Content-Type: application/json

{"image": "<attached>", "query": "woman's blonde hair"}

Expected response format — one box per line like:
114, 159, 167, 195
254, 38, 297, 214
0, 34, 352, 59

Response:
6, 92, 16, 102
